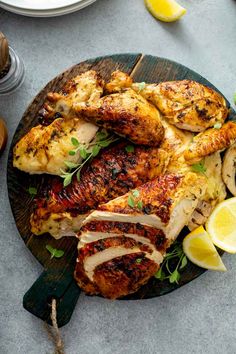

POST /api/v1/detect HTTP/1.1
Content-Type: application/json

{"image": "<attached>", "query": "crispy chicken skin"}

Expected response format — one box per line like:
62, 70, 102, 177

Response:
31, 142, 169, 237
13, 118, 98, 175
132, 80, 228, 132
75, 172, 206, 298
105, 71, 133, 93
13, 70, 104, 175
184, 121, 236, 164
38, 70, 104, 124
74, 89, 164, 146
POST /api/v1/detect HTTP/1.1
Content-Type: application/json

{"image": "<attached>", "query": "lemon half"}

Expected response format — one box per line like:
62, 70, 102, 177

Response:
206, 197, 236, 254
144, 0, 187, 23
183, 226, 227, 271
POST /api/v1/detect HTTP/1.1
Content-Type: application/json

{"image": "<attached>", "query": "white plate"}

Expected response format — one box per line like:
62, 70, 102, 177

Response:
0, 0, 96, 17
0, 0, 83, 11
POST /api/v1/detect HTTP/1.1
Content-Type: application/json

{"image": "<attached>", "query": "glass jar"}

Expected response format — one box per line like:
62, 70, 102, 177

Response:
0, 46, 25, 95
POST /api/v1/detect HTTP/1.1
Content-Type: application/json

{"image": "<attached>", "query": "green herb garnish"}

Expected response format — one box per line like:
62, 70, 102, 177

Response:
136, 258, 142, 264
125, 145, 134, 153
60, 130, 119, 187
154, 242, 187, 284
127, 190, 143, 211
213, 123, 222, 129
46, 245, 65, 259
28, 187, 37, 196
191, 160, 207, 174
138, 82, 146, 93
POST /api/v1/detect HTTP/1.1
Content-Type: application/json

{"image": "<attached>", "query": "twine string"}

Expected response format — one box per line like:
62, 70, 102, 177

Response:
45, 299, 65, 354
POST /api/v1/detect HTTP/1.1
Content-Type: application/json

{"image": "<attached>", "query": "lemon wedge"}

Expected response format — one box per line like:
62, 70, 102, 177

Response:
183, 226, 227, 271
144, 0, 187, 23
206, 197, 236, 254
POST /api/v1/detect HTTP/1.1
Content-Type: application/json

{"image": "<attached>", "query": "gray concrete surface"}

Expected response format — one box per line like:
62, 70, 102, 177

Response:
1, 0, 236, 353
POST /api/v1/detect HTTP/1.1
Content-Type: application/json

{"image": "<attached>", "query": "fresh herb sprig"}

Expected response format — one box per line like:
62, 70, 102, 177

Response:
128, 189, 143, 211
46, 245, 64, 259
154, 242, 187, 284
191, 160, 207, 175
233, 92, 236, 105
60, 131, 119, 187
28, 186, 37, 196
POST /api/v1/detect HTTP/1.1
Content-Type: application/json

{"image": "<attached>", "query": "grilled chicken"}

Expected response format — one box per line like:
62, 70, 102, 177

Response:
74, 89, 164, 146
75, 172, 206, 298
132, 80, 228, 132
184, 121, 236, 164
38, 70, 104, 124
222, 142, 236, 196
105, 71, 133, 93
13, 118, 98, 175
31, 142, 169, 238
188, 152, 226, 230
13, 70, 104, 175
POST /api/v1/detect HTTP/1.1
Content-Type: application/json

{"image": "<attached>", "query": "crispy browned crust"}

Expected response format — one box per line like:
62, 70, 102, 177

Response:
133, 80, 228, 132
75, 89, 164, 146
74, 236, 158, 299
38, 70, 104, 125
81, 220, 168, 252
184, 121, 236, 164
99, 174, 183, 223
30, 142, 169, 232
105, 71, 133, 93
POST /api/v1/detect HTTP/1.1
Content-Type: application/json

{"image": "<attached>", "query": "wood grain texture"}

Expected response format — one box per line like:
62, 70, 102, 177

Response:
7, 54, 236, 326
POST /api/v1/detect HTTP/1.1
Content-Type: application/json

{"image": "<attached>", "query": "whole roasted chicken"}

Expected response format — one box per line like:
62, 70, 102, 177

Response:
13, 69, 236, 299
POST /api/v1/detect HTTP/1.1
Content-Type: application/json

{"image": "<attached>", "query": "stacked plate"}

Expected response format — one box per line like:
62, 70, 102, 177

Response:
0, 0, 96, 17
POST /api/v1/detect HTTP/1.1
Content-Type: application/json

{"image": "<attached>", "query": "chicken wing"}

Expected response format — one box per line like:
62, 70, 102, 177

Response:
31, 142, 169, 238
75, 172, 206, 298
74, 89, 164, 146
184, 121, 236, 164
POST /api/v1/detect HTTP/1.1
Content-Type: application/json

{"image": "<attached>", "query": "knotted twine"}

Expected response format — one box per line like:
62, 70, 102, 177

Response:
45, 299, 65, 354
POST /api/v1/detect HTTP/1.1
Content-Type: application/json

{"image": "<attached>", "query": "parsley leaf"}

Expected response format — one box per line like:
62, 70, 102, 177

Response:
137, 200, 143, 210
136, 258, 142, 264
138, 82, 146, 93
46, 245, 64, 259
71, 137, 79, 147
125, 145, 134, 153
28, 187, 37, 196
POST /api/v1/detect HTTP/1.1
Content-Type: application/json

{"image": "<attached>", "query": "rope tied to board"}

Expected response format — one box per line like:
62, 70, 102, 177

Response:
45, 299, 65, 354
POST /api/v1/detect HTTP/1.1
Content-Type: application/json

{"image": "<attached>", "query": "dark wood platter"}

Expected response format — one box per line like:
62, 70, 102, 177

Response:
7, 54, 236, 327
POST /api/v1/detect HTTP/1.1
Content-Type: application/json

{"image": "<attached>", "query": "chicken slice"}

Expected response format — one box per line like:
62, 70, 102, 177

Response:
13, 118, 98, 175
184, 121, 236, 164
188, 152, 226, 230
74, 89, 164, 146
74, 172, 206, 298
132, 80, 228, 132
222, 143, 236, 196
31, 142, 169, 238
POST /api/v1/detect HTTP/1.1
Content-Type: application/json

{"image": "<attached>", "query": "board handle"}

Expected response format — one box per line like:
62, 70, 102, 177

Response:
23, 267, 81, 327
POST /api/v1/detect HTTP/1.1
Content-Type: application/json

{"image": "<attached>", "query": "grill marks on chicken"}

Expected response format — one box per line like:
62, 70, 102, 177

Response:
75, 172, 206, 298
31, 142, 169, 237
75, 89, 164, 146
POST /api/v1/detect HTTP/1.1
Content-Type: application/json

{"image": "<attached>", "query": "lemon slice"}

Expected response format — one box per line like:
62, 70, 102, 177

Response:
144, 0, 187, 23
206, 197, 236, 254
183, 226, 227, 271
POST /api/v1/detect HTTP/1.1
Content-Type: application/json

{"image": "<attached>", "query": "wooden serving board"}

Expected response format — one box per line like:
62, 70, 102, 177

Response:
7, 54, 236, 328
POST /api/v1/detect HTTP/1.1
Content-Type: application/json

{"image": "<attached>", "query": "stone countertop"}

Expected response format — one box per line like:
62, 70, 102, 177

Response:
1, 0, 236, 353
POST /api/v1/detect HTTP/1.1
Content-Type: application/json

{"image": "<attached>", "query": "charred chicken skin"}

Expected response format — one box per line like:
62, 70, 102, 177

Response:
75, 172, 206, 298
31, 142, 169, 237
74, 89, 164, 146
